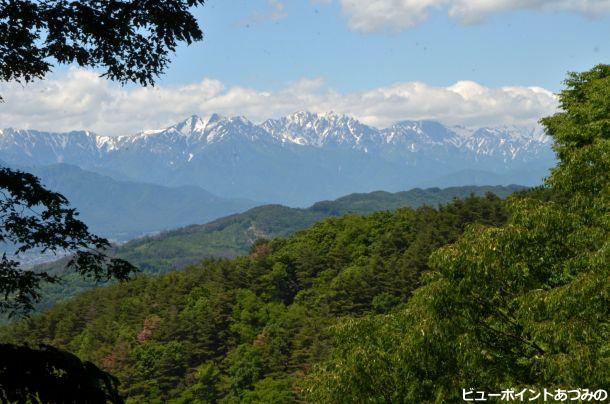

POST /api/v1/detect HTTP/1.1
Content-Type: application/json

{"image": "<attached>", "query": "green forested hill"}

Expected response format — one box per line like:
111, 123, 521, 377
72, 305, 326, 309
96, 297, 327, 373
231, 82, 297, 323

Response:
119, 185, 522, 273
30, 185, 522, 311
1, 193, 511, 402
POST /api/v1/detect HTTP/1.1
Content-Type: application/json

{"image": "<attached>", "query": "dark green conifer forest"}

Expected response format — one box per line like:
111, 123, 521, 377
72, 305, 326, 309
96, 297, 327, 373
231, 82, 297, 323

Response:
2, 193, 510, 402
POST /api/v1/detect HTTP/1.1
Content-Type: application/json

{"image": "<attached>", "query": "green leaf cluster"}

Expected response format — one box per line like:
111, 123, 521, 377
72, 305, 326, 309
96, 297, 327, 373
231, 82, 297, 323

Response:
304, 65, 610, 403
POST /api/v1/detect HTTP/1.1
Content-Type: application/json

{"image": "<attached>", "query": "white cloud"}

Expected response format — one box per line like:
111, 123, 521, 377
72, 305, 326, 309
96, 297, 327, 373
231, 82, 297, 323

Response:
237, 0, 288, 27
0, 69, 558, 135
340, 0, 446, 33
335, 0, 610, 33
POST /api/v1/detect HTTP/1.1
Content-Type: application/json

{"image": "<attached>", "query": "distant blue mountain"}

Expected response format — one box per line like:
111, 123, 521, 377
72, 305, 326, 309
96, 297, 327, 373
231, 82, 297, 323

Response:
13, 164, 257, 241
0, 112, 555, 205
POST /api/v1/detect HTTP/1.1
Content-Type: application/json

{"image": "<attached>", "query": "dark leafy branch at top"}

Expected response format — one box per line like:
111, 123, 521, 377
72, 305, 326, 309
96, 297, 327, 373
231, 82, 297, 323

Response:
0, 0, 205, 100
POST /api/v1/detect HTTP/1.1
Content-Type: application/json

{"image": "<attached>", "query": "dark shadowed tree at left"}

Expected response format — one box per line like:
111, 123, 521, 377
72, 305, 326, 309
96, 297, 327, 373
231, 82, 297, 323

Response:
0, 167, 137, 316
0, 0, 206, 401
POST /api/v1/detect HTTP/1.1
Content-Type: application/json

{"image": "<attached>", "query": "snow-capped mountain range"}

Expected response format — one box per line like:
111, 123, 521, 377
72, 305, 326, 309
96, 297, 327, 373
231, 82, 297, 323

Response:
0, 111, 555, 205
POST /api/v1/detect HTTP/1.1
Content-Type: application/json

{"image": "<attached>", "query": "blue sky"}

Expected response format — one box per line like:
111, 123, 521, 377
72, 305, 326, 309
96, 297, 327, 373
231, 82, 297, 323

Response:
3, 0, 610, 135
162, 0, 610, 92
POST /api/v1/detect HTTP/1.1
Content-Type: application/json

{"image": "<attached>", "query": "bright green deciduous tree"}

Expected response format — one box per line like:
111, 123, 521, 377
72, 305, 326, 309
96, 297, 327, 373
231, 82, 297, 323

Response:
305, 65, 610, 403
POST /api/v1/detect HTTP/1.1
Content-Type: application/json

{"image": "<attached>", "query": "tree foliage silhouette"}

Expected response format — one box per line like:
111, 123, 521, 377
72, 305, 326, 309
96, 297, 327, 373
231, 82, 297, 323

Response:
0, 0, 207, 314
0, 0, 205, 100
0, 167, 138, 316
0, 0, 206, 401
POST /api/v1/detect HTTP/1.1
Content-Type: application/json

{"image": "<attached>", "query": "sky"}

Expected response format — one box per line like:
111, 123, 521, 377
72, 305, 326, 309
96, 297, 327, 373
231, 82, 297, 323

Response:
2, 0, 610, 135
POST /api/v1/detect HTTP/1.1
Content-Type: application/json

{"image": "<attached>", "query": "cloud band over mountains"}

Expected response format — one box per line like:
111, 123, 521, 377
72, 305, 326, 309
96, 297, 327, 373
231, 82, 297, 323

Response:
0, 69, 557, 136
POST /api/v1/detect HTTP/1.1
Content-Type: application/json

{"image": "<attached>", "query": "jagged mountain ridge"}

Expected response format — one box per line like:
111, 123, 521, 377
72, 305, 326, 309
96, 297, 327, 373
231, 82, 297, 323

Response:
0, 112, 555, 205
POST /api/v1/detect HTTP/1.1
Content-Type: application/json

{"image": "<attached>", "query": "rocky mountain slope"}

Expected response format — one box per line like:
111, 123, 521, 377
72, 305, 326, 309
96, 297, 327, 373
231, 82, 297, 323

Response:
0, 112, 554, 204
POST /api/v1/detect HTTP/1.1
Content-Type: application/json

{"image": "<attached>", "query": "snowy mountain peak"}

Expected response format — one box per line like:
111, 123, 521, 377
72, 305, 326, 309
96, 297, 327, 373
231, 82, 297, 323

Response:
173, 115, 207, 136
0, 112, 557, 206
207, 113, 224, 124
0, 111, 553, 171
0, 112, 556, 205
262, 110, 379, 149
228, 115, 254, 126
